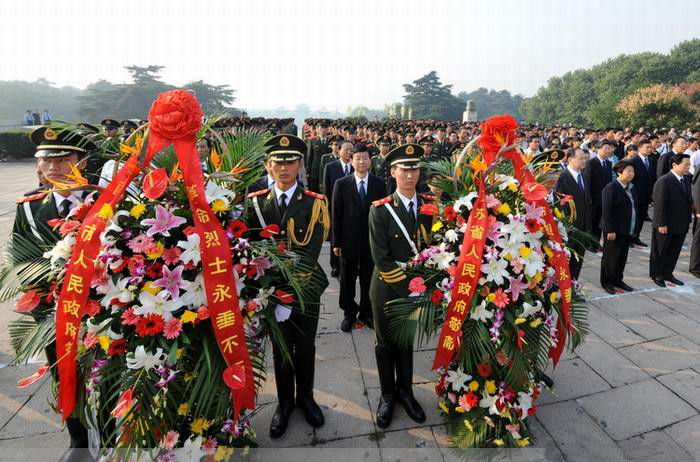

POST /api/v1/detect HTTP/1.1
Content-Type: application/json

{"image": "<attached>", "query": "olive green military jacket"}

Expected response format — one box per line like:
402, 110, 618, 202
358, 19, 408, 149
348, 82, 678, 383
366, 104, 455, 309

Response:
246, 186, 330, 297
368, 192, 434, 299
318, 152, 339, 194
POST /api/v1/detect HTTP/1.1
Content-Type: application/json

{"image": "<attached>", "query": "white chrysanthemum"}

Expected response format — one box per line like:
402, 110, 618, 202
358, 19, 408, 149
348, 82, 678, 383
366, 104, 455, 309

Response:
444, 229, 459, 243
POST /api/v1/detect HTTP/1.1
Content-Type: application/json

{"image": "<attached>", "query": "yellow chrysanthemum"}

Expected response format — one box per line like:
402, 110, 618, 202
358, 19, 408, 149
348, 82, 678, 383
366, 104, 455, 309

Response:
530, 318, 543, 328
485, 380, 497, 395
507, 182, 518, 192
130, 203, 146, 219
519, 245, 531, 259
181, 310, 198, 324
438, 401, 450, 414
515, 317, 526, 325
550, 292, 560, 304
176, 348, 184, 360
532, 272, 543, 284
516, 438, 530, 447
211, 199, 231, 215
177, 403, 189, 416
497, 203, 511, 215
464, 419, 474, 432
468, 380, 479, 392
432, 221, 443, 232
97, 204, 114, 220
98, 335, 111, 352
190, 418, 211, 435
146, 242, 165, 260
493, 438, 504, 446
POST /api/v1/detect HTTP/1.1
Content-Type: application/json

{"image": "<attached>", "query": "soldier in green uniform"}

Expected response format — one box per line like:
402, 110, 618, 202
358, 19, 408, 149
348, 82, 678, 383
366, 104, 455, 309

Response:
368, 144, 434, 429
246, 134, 330, 439
12, 126, 97, 462
306, 120, 330, 192
371, 136, 393, 192
120, 119, 138, 141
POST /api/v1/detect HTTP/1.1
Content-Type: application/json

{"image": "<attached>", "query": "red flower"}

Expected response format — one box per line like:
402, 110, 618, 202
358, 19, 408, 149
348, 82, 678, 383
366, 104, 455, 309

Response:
86, 299, 101, 317
146, 262, 163, 279
228, 220, 248, 238
528, 406, 537, 417
419, 203, 438, 216
525, 219, 541, 233
197, 305, 210, 320
47, 218, 63, 229
148, 89, 203, 140
59, 220, 81, 236
275, 289, 294, 305
477, 361, 492, 378
183, 226, 198, 236
17, 365, 49, 388
522, 181, 548, 202
111, 259, 127, 273
107, 338, 127, 356
408, 277, 427, 294
260, 224, 280, 238
162, 247, 182, 266
127, 255, 145, 274
135, 313, 164, 337
277, 241, 286, 253
443, 205, 458, 221
477, 115, 519, 166
464, 391, 479, 409
431, 289, 443, 304
492, 288, 509, 308
112, 388, 134, 418
16, 289, 41, 313
72, 202, 91, 221
142, 168, 168, 200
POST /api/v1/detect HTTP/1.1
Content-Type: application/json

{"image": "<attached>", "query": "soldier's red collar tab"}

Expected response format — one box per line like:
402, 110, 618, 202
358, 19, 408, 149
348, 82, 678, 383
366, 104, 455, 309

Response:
372, 195, 393, 207
16, 191, 48, 204
419, 193, 436, 202
246, 188, 270, 199
303, 190, 326, 201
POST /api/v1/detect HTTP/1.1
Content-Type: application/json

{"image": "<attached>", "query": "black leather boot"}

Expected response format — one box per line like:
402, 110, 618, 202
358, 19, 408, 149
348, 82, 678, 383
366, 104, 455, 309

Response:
294, 351, 324, 428
375, 347, 396, 428
269, 401, 295, 439
270, 344, 296, 438
395, 351, 426, 423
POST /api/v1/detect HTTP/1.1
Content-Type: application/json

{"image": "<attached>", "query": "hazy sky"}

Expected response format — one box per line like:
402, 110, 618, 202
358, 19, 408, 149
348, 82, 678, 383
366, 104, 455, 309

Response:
2, 0, 698, 111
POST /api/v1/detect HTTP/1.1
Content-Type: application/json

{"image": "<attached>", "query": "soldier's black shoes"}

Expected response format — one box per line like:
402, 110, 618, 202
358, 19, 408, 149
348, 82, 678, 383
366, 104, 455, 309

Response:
652, 277, 666, 287
617, 282, 634, 292
269, 401, 295, 438
665, 275, 684, 286
376, 394, 395, 428
396, 389, 426, 423
341, 318, 353, 332
297, 396, 324, 428
602, 284, 616, 294
358, 315, 374, 329
331, 268, 340, 278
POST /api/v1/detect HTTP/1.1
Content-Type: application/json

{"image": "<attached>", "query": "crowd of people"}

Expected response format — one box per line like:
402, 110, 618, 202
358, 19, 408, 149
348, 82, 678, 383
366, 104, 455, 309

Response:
9, 115, 700, 459
22, 109, 52, 126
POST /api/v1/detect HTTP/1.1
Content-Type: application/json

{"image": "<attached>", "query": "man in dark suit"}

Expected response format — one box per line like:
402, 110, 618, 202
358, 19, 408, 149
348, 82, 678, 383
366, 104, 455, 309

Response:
688, 167, 700, 278
332, 144, 385, 331
632, 139, 655, 238
650, 154, 693, 287
656, 137, 688, 180
600, 160, 637, 294
554, 149, 591, 280
583, 140, 614, 250
323, 140, 355, 278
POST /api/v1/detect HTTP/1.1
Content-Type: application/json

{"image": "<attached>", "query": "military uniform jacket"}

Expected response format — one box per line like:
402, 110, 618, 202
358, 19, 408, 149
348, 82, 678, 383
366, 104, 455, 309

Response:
306, 138, 330, 188
246, 186, 330, 296
12, 190, 91, 246
368, 192, 434, 299
318, 152, 339, 190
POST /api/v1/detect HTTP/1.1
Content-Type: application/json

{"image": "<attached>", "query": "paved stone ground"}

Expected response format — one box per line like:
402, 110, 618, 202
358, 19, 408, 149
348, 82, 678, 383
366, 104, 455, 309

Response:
0, 161, 699, 461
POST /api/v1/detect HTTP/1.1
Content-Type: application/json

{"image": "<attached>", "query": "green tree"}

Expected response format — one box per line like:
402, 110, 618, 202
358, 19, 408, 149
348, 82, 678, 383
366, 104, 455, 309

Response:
457, 87, 524, 120
183, 80, 236, 114
403, 71, 464, 120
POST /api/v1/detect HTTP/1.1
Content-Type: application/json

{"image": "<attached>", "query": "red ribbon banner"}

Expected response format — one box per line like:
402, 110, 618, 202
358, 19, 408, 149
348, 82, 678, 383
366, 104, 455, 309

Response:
432, 180, 490, 370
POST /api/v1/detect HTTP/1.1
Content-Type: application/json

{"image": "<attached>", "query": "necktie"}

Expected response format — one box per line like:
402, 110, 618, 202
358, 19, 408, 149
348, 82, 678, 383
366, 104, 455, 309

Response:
644, 156, 649, 172
358, 180, 367, 207
577, 173, 584, 191
407, 200, 416, 231
58, 198, 71, 218
279, 193, 288, 216
682, 177, 690, 198
344, 164, 350, 176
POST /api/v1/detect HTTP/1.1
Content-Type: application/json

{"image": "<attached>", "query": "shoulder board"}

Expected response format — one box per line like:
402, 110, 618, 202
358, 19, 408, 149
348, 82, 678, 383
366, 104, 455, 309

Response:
304, 190, 326, 200
372, 195, 393, 207
246, 188, 270, 199
17, 191, 48, 204
419, 193, 436, 202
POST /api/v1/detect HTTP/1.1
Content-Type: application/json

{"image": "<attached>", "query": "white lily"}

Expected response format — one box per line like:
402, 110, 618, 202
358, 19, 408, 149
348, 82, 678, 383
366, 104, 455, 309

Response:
126, 346, 165, 371
479, 392, 499, 415
521, 300, 543, 318
481, 257, 509, 285
177, 233, 201, 266
205, 181, 235, 206
102, 276, 135, 308
134, 290, 184, 321
470, 300, 494, 322
43, 234, 76, 269
445, 368, 472, 392
179, 273, 205, 308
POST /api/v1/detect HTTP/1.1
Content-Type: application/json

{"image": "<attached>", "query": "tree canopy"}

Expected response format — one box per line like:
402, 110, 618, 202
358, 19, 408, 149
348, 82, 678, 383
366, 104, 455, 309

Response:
403, 71, 465, 120
520, 39, 700, 128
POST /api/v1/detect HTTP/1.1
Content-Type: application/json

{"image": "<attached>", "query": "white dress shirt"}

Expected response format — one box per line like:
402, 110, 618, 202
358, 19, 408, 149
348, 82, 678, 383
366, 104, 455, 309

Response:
396, 191, 417, 218
274, 182, 298, 207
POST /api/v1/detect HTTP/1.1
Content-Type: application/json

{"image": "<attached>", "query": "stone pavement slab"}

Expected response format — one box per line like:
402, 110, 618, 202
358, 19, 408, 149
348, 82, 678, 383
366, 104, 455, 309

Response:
586, 305, 646, 348
578, 379, 697, 441
664, 414, 700, 460
537, 400, 625, 462
657, 369, 700, 411
617, 430, 694, 462
575, 333, 650, 387
618, 313, 675, 341
619, 335, 700, 377
538, 358, 610, 405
